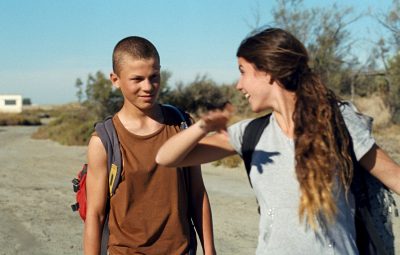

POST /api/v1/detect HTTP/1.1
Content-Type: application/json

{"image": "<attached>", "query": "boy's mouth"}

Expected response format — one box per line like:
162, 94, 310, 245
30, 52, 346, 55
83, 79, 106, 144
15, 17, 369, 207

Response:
140, 94, 154, 98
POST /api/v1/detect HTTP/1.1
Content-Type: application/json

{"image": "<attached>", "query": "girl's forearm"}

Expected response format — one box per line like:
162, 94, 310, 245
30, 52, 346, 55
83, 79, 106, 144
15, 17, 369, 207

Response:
156, 120, 208, 167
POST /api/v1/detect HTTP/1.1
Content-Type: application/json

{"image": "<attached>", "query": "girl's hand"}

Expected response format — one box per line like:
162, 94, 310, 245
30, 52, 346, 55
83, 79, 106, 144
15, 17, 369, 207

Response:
199, 103, 234, 133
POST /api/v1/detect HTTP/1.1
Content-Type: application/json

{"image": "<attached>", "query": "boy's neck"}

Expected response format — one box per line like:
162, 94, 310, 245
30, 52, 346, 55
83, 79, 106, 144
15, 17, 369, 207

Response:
117, 103, 164, 135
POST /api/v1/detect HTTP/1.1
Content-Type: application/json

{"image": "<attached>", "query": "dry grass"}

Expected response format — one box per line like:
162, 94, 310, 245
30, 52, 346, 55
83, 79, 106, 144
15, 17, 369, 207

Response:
31, 105, 96, 145
374, 124, 400, 163
0, 112, 41, 126
0, 104, 83, 126
212, 155, 243, 168
353, 94, 392, 128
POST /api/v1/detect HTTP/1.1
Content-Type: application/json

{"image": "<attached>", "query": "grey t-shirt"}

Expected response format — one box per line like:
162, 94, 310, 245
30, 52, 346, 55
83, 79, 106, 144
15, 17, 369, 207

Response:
228, 102, 375, 255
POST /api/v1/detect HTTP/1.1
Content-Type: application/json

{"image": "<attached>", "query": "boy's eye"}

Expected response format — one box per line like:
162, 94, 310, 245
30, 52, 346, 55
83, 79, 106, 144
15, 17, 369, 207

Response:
150, 74, 160, 81
131, 77, 143, 82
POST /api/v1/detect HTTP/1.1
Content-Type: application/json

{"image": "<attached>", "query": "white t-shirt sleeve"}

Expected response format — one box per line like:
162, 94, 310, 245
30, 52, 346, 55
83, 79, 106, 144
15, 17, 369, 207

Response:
227, 119, 253, 157
340, 102, 376, 161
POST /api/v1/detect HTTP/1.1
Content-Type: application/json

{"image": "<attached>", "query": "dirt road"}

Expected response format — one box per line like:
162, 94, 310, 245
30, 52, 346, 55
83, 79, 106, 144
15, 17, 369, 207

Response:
0, 125, 398, 254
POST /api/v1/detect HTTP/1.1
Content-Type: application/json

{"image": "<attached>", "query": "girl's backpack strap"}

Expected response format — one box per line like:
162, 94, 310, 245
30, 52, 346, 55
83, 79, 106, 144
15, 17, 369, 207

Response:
241, 113, 272, 182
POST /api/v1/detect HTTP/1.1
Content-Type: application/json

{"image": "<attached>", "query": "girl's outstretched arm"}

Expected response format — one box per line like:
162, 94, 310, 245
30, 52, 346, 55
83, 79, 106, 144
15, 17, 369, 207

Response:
360, 144, 400, 194
156, 108, 236, 167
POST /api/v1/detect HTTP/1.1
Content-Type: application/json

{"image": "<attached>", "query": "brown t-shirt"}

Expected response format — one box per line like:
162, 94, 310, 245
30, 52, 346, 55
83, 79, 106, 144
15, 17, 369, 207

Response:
107, 108, 192, 255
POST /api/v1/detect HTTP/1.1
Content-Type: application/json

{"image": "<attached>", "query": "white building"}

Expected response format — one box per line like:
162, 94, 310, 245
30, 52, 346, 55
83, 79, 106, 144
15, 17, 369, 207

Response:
0, 94, 23, 113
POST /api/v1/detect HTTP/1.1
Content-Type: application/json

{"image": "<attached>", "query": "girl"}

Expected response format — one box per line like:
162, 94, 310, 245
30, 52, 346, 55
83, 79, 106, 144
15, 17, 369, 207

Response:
156, 28, 400, 255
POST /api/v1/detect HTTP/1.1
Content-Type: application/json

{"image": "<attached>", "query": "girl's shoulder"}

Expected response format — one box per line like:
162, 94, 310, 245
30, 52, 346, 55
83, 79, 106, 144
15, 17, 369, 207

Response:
228, 118, 258, 155
229, 118, 254, 133
339, 101, 373, 131
339, 101, 375, 160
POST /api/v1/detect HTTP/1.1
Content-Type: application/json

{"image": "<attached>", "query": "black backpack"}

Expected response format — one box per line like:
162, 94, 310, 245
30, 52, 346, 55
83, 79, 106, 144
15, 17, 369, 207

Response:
71, 104, 194, 255
241, 113, 398, 255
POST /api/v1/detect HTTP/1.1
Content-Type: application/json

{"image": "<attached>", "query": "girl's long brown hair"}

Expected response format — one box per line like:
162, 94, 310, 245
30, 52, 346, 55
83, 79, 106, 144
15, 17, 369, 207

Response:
237, 28, 353, 228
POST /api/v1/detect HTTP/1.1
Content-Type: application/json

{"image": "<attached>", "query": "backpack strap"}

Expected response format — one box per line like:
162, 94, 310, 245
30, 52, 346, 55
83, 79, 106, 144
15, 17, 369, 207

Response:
162, 104, 191, 129
241, 113, 272, 185
94, 116, 123, 196
93, 116, 122, 255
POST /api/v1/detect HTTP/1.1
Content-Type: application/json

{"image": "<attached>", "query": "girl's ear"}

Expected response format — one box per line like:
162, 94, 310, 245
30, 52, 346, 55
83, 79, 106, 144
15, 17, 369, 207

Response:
269, 78, 275, 85
266, 73, 274, 85
110, 72, 120, 89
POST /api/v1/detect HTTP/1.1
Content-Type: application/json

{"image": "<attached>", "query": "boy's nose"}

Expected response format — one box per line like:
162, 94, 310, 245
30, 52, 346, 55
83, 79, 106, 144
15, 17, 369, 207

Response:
142, 79, 153, 91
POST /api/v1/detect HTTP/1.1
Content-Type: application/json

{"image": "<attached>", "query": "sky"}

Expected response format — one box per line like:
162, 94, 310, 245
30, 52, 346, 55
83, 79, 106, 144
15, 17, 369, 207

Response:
0, 0, 394, 105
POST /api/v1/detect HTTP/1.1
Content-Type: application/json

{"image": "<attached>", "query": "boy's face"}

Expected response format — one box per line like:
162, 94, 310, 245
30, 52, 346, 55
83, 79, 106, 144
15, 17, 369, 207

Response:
111, 56, 161, 111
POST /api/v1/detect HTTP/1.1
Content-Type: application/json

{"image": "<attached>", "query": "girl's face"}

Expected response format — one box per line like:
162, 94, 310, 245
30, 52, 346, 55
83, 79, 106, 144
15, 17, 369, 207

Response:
236, 57, 274, 112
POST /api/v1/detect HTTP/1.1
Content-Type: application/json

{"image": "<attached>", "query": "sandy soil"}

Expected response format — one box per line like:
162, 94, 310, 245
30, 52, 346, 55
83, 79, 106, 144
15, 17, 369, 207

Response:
0, 125, 398, 255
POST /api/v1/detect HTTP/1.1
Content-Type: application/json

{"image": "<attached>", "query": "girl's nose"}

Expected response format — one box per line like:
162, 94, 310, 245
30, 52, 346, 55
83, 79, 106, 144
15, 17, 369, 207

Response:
236, 79, 242, 91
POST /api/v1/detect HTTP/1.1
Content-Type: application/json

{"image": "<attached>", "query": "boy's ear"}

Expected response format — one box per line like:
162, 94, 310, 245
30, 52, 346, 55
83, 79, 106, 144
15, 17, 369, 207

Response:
110, 72, 120, 89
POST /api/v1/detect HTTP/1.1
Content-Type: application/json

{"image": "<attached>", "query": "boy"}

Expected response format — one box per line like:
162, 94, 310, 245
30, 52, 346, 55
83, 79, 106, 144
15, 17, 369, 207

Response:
84, 36, 216, 255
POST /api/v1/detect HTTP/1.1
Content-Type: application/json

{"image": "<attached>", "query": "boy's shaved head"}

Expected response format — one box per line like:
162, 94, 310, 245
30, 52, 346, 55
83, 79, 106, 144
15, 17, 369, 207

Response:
112, 36, 160, 75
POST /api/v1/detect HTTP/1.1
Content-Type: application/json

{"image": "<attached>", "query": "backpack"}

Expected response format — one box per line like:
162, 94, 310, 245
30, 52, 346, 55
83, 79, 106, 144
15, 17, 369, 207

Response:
71, 115, 122, 221
71, 104, 193, 255
241, 113, 399, 255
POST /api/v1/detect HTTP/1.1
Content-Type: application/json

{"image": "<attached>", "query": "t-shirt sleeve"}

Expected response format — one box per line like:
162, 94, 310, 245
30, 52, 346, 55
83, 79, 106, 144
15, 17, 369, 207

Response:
340, 102, 376, 161
227, 119, 253, 156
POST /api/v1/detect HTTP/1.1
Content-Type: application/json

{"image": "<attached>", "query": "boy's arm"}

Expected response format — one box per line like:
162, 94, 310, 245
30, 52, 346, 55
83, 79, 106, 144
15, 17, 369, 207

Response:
189, 165, 216, 255
84, 136, 109, 255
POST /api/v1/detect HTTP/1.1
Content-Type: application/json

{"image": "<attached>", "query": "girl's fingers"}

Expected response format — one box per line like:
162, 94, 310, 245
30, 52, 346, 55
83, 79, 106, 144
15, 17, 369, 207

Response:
201, 110, 230, 132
